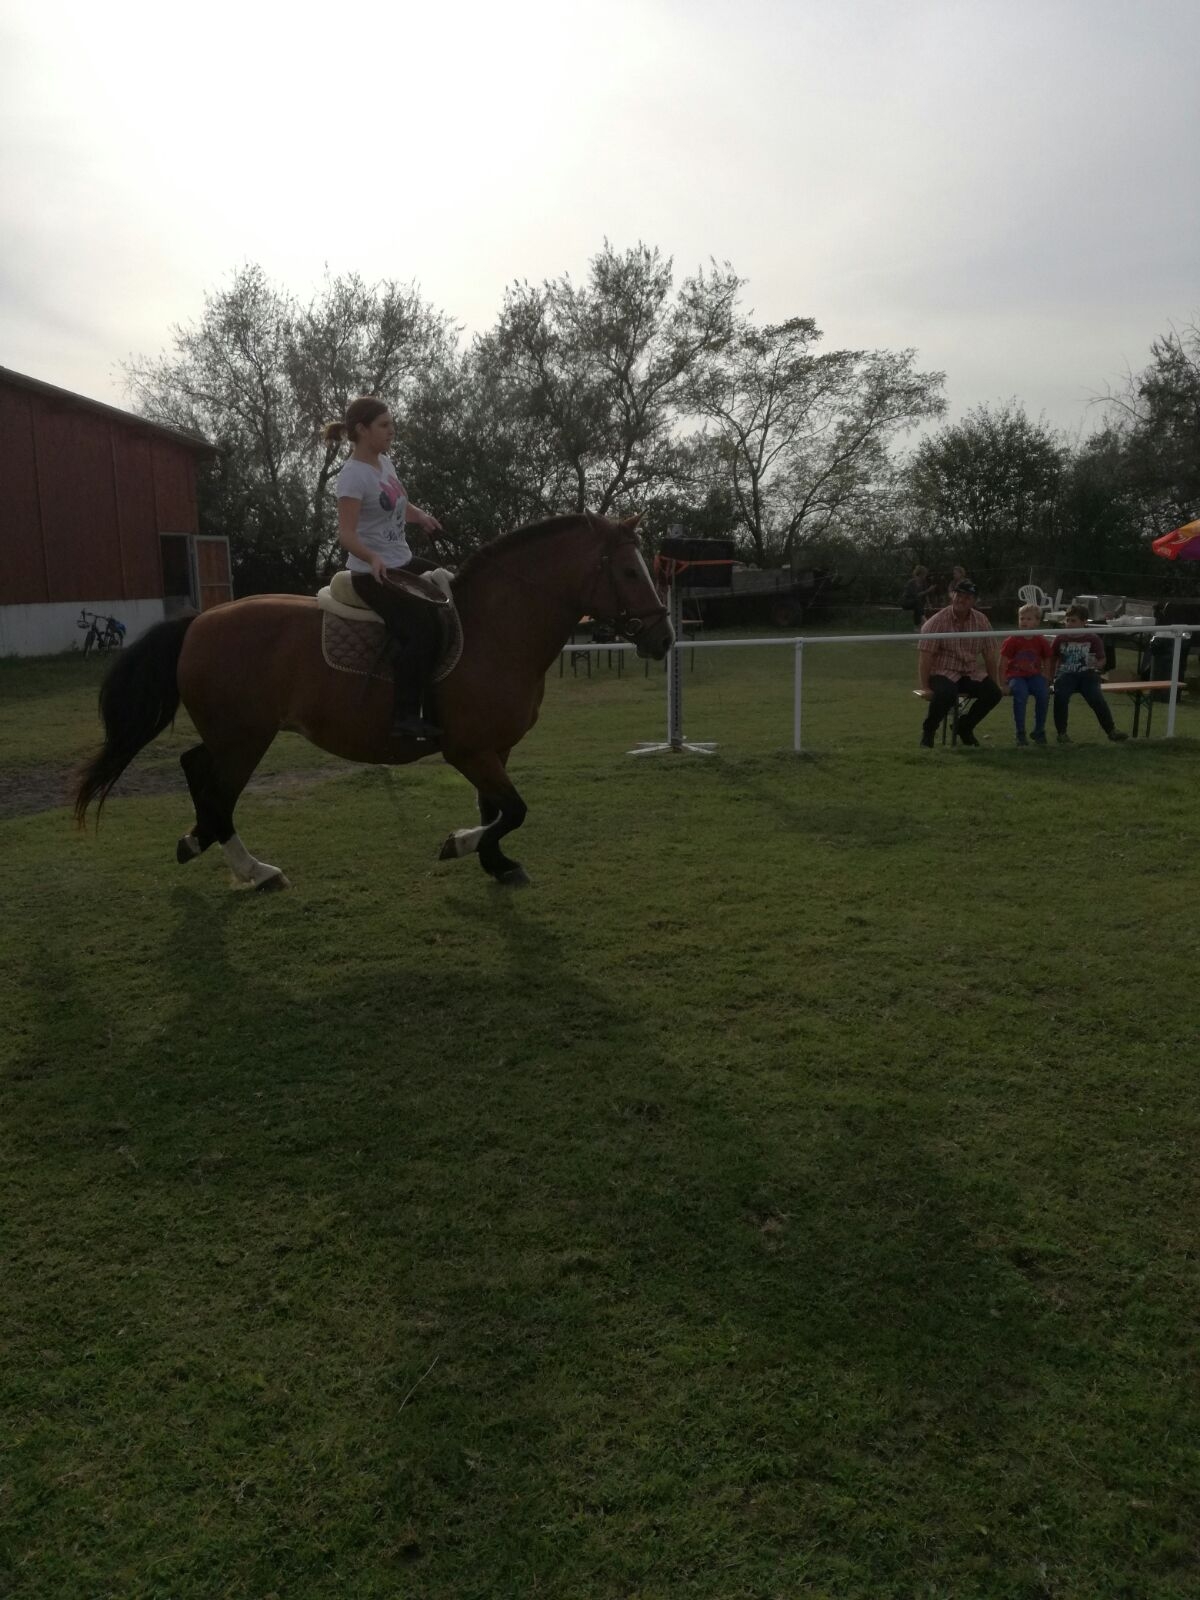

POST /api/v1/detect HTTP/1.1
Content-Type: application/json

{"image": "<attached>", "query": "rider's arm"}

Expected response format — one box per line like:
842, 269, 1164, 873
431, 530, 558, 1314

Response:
404, 502, 442, 534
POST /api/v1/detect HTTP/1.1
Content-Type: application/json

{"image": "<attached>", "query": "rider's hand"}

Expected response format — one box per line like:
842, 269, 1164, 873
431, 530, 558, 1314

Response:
423, 512, 442, 534
371, 553, 389, 583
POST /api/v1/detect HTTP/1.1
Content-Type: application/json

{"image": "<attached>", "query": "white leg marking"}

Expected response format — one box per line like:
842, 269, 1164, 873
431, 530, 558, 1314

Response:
221, 832, 284, 886
451, 824, 490, 858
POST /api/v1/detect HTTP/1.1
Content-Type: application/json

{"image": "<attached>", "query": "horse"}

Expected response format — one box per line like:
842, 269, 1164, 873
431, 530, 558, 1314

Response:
74, 511, 673, 890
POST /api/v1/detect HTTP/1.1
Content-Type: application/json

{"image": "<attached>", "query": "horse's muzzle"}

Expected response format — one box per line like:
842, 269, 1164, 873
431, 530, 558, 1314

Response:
635, 617, 675, 661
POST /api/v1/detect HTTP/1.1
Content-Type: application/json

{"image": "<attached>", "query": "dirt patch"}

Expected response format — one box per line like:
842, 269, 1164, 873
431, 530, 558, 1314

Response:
0, 764, 346, 822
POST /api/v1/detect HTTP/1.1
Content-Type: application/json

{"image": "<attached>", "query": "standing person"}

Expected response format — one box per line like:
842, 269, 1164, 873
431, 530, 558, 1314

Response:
324, 397, 444, 739
1050, 604, 1128, 744
916, 581, 1003, 747
1000, 603, 1053, 746
901, 565, 932, 629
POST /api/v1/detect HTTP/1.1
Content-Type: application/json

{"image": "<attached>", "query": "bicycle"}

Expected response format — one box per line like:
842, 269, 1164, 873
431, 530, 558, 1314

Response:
76, 609, 127, 655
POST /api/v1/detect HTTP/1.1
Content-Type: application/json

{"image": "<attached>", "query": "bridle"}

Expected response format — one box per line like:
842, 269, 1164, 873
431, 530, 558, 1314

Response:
585, 537, 670, 641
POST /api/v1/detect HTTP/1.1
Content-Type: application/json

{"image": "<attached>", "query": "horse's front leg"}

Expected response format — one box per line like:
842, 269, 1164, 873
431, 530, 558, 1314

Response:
438, 750, 529, 887
436, 792, 500, 863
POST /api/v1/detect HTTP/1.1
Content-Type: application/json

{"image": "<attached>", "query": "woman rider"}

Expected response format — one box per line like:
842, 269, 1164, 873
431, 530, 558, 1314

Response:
324, 396, 443, 739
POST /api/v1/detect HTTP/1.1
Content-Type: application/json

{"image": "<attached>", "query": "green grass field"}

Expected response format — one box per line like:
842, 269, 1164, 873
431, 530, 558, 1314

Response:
3, 637, 1199, 1598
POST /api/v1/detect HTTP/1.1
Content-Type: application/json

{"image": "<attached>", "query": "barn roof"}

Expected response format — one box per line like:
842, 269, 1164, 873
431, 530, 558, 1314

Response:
0, 365, 218, 456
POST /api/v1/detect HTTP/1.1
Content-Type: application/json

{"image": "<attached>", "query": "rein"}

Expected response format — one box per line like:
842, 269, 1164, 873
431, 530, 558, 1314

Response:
586, 537, 669, 641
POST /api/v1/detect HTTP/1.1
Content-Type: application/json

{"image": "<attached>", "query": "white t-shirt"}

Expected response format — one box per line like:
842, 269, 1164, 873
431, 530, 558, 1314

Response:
335, 453, 413, 573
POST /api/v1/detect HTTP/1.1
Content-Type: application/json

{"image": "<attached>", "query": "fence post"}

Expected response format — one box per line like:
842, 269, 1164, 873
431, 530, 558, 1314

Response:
793, 639, 804, 753
1166, 629, 1184, 738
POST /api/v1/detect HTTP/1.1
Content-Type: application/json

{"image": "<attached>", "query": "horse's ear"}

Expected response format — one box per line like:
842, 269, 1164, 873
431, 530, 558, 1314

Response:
620, 514, 643, 532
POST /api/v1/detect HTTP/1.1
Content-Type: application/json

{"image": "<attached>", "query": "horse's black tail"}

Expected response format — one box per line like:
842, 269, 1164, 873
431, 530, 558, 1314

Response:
74, 613, 198, 828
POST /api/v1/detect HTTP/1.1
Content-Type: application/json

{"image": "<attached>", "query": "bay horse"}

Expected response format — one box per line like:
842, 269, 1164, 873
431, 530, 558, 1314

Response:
74, 512, 672, 890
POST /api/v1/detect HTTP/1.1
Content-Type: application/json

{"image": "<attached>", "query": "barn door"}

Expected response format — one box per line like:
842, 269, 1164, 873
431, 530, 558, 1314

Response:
160, 533, 194, 615
193, 536, 232, 610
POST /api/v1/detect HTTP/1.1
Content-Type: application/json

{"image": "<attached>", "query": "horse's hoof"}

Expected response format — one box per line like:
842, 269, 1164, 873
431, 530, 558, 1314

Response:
176, 835, 200, 864
438, 835, 459, 861
496, 866, 531, 889
255, 871, 290, 893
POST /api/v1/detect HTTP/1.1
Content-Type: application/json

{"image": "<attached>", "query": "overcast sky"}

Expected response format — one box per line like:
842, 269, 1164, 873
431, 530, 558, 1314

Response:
2, 0, 1196, 436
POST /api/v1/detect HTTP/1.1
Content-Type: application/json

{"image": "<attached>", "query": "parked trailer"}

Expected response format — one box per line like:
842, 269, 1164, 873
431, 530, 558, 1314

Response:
686, 565, 837, 629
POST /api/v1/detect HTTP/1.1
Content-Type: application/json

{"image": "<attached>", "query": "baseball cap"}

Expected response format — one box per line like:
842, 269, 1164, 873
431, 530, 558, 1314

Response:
953, 580, 978, 596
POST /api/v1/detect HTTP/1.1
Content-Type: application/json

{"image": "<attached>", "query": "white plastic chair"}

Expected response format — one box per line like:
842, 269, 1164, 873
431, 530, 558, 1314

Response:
1017, 584, 1051, 613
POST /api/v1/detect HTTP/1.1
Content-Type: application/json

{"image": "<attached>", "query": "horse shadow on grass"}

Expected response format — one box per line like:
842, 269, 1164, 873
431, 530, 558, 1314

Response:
707, 753, 936, 852
7, 879, 1083, 1592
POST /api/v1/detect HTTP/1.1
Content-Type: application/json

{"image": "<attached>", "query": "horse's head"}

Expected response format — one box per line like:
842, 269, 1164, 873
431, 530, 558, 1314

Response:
585, 514, 674, 660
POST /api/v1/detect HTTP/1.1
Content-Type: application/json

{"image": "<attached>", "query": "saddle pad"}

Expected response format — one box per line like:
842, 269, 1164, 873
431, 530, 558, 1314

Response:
322, 614, 391, 683
321, 601, 464, 685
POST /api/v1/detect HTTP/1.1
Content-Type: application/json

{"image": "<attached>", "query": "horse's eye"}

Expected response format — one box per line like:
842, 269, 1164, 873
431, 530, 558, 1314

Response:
623, 567, 638, 580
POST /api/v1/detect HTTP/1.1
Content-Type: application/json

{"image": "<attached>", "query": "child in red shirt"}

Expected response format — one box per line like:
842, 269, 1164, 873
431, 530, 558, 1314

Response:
1000, 603, 1053, 745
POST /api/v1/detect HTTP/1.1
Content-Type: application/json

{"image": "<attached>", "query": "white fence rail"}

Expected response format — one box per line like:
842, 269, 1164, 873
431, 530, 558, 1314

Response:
559, 625, 1193, 752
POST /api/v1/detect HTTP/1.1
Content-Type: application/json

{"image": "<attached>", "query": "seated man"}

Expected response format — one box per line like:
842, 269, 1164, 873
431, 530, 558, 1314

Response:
916, 581, 1003, 747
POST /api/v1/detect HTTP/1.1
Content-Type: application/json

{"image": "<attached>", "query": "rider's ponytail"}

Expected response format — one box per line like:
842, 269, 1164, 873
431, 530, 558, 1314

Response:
322, 396, 389, 448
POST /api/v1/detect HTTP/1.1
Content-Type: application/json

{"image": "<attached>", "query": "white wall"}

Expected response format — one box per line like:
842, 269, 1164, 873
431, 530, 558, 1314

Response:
0, 598, 167, 658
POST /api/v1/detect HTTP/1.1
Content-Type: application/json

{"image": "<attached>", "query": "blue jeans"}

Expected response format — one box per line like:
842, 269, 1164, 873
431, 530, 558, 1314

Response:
1008, 674, 1048, 736
1053, 670, 1115, 736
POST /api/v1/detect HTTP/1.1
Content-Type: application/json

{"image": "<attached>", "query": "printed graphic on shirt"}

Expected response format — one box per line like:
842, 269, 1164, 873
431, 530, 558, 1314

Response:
333, 455, 413, 573
1056, 640, 1096, 673
1001, 636, 1051, 678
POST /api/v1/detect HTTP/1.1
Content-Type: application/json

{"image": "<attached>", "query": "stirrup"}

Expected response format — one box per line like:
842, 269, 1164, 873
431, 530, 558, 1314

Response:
391, 711, 441, 740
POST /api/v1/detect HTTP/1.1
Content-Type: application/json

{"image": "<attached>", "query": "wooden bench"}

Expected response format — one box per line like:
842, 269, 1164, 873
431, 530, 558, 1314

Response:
1100, 680, 1176, 738
914, 680, 1180, 742
1047, 679, 1176, 739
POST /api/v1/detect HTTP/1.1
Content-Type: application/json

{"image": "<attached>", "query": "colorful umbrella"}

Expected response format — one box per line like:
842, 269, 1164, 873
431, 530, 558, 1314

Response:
1152, 519, 1200, 561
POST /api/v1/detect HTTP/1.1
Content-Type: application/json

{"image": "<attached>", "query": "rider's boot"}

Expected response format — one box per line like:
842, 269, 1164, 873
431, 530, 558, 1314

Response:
390, 648, 440, 741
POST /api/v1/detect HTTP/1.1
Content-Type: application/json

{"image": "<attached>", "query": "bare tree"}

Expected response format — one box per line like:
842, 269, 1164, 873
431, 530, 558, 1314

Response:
688, 318, 945, 566
487, 241, 742, 515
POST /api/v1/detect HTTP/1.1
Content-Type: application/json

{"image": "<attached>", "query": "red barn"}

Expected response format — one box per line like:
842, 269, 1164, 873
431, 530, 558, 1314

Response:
0, 365, 227, 657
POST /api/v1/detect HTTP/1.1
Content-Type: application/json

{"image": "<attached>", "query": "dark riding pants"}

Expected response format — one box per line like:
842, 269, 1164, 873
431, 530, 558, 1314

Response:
351, 561, 440, 716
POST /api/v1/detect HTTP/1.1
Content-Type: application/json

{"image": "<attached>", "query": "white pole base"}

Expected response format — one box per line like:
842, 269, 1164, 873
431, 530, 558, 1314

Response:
629, 740, 718, 756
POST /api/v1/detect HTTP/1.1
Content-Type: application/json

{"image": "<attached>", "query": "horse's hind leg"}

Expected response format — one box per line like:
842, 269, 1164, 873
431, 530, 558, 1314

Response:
177, 745, 218, 862
177, 731, 287, 891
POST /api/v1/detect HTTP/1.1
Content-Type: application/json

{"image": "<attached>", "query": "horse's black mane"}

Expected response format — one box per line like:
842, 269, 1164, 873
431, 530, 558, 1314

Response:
455, 512, 598, 585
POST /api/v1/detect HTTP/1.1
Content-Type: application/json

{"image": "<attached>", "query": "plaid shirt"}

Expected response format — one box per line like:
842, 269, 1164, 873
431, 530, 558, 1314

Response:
918, 604, 994, 681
